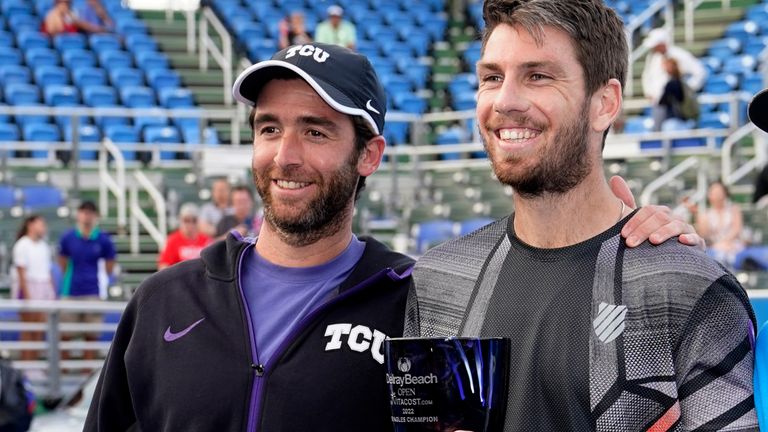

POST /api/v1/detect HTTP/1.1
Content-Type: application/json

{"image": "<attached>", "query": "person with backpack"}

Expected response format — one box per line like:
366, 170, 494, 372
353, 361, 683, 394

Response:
656, 57, 700, 129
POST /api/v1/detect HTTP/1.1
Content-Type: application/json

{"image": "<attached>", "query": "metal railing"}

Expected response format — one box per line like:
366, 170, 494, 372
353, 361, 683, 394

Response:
130, 171, 167, 254
721, 123, 762, 186
639, 156, 707, 207
0, 299, 127, 399
199, 6, 234, 106
98, 139, 127, 233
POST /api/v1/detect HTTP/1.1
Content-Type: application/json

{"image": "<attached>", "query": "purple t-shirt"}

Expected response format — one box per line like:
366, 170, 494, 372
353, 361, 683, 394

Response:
241, 236, 365, 365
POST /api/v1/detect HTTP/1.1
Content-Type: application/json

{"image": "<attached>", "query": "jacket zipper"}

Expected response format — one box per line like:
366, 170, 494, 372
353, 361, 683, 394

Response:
241, 262, 412, 431
234, 243, 262, 432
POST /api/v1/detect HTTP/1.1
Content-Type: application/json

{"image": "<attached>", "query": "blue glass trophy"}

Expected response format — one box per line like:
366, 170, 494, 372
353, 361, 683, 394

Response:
384, 337, 509, 432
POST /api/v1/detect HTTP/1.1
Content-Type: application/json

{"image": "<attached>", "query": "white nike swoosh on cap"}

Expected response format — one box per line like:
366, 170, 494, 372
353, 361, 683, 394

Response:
366, 99, 380, 114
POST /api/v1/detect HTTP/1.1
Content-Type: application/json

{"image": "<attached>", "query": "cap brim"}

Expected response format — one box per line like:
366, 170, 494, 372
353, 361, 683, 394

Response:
749, 88, 768, 132
233, 60, 380, 135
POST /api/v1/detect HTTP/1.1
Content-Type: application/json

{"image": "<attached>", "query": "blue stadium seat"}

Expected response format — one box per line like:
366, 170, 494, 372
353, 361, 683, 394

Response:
707, 38, 742, 60
458, 217, 494, 236
134, 51, 170, 71
13, 102, 49, 128
0, 184, 18, 208
0, 48, 22, 66
0, 31, 13, 47
181, 126, 219, 145
53, 33, 87, 51
145, 69, 181, 91
699, 56, 723, 75
4, 83, 40, 105
89, 33, 122, 53
7, 14, 39, 33
62, 48, 97, 69
1, 0, 33, 15
17, 31, 50, 50
158, 88, 195, 108
98, 50, 134, 69
393, 92, 426, 114
109, 67, 144, 88
43, 85, 80, 106
26, 47, 60, 68
703, 73, 739, 94
115, 18, 148, 35
124, 33, 158, 53
742, 73, 764, 95
384, 121, 409, 145
623, 116, 653, 134
722, 54, 757, 75
381, 74, 413, 95
435, 127, 465, 160
34, 65, 69, 86
698, 111, 730, 129
0, 123, 20, 141
63, 125, 101, 160
143, 125, 181, 160
120, 86, 155, 107
451, 90, 476, 111
72, 66, 108, 88
83, 85, 118, 106
54, 106, 90, 130
23, 123, 60, 142
134, 108, 169, 130
104, 124, 139, 154
724, 20, 760, 43
21, 185, 64, 209
420, 16, 447, 40
412, 219, 456, 253
744, 36, 768, 57
0, 65, 31, 85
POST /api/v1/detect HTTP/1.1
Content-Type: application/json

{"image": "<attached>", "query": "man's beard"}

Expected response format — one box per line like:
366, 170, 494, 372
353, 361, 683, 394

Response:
254, 151, 360, 247
483, 106, 592, 199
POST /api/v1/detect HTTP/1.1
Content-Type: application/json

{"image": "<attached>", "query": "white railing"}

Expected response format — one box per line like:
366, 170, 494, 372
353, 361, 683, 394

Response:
164, 1, 197, 53
639, 156, 707, 206
624, 0, 674, 98
199, 6, 233, 106
98, 139, 127, 233
721, 123, 762, 186
130, 171, 167, 254
0, 299, 127, 399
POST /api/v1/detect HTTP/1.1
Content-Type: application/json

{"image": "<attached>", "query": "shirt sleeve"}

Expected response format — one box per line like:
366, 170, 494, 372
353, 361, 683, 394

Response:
59, 233, 71, 258
674, 274, 758, 430
157, 233, 179, 267
12, 239, 28, 268
101, 234, 117, 260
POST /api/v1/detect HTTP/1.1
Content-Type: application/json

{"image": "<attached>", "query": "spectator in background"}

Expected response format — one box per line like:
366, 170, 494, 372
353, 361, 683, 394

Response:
656, 57, 699, 128
76, 0, 114, 32
158, 203, 211, 270
314, 5, 356, 50
641, 28, 707, 131
198, 178, 232, 237
684, 181, 745, 268
12, 215, 55, 361
279, 11, 313, 50
215, 185, 261, 238
42, 0, 108, 35
58, 201, 117, 361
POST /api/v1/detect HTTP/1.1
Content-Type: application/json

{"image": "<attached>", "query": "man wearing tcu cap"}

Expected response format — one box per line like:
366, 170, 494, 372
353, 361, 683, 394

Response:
84, 42, 700, 431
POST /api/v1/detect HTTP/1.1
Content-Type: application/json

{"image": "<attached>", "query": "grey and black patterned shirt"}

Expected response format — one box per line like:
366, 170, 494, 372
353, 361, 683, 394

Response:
406, 214, 758, 431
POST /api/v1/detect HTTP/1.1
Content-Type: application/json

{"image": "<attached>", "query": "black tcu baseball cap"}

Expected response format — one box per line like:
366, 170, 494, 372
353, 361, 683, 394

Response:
749, 88, 768, 133
232, 43, 387, 136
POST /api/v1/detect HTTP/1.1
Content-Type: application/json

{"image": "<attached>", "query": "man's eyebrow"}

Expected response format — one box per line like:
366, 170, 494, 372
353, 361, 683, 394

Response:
252, 113, 279, 127
298, 116, 339, 132
518, 61, 566, 75
476, 61, 503, 73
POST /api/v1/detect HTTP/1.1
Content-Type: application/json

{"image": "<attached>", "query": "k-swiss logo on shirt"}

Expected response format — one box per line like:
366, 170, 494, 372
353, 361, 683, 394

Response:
593, 302, 627, 343
323, 323, 387, 364
284, 45, 330, 63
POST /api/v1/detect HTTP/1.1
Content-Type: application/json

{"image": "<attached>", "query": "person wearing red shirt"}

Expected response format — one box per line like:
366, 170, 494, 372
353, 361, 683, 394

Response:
158, 203, 211, 269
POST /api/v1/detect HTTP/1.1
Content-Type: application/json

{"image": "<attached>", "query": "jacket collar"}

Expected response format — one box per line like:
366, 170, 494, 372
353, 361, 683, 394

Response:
200, 233, 414, 287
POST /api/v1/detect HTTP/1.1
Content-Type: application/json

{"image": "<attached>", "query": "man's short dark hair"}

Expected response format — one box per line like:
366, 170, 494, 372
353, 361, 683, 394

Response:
78, 201, 98, 212
482, 0, 628, 96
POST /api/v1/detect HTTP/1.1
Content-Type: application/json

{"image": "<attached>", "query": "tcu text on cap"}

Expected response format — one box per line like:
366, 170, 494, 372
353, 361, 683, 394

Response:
285, 45, 330, 63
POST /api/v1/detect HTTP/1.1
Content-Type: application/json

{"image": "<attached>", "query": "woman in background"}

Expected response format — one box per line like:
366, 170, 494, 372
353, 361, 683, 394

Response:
12, 215, 55, 361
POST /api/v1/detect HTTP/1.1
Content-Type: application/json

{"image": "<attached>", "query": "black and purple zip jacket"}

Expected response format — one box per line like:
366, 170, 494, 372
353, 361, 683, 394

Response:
84, 233, 414, 431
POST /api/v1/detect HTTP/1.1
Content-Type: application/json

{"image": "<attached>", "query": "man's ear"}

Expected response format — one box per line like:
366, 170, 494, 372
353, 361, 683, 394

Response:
591, 78, 623, 133
357, 135, 386, 177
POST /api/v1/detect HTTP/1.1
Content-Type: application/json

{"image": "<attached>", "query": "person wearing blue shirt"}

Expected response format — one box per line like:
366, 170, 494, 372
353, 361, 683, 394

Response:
58, 200, 116, 360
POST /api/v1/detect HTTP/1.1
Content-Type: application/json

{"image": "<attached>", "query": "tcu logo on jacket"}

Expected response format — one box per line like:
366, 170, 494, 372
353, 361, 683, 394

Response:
324, 323, 387, 364
285, 45, 330, 63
